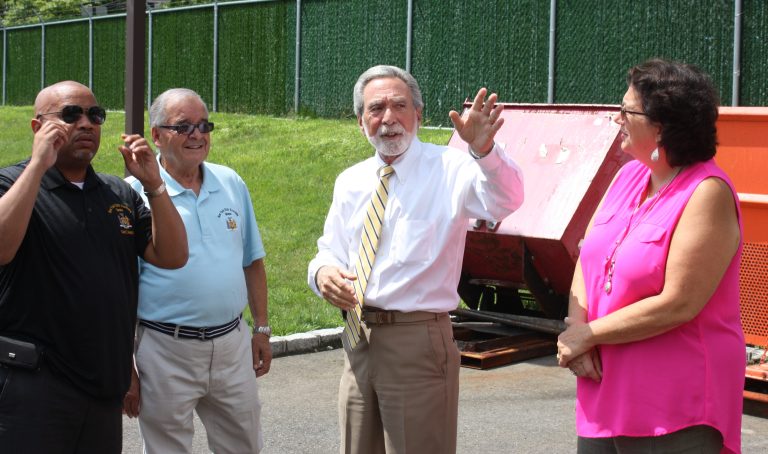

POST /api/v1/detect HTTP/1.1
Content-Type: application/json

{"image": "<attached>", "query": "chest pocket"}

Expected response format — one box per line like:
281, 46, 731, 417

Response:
391, 220, 435, 265
592, 210, 615, 227
632, 222, 667, 244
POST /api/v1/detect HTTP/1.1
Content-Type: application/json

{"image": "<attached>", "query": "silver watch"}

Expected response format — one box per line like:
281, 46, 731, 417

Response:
253, 325, 271, 337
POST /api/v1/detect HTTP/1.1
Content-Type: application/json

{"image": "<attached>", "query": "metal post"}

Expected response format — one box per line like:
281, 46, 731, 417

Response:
88, 10, 94, 89
405, 0, 413, 73
147, 7, 153, 110
126, 0, 147, 137
547, 0, 557, 104
40, 22, 45, 89
2, 27, 6, 105
213, 0, 219, 112
732, 0, 742, 106
294, 0, 301, 114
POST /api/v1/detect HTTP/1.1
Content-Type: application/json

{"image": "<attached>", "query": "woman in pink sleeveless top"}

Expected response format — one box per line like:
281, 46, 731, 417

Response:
557, 59, 744, 453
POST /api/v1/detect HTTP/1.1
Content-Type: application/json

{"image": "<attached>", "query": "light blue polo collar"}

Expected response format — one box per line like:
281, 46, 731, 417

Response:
156, 153, 222, 198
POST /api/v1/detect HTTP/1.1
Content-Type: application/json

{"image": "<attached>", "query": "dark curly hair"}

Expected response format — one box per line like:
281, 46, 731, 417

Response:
627, 59, 719, 166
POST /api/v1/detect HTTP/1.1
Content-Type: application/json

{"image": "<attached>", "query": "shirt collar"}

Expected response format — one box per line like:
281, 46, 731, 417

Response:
156, 154, 221, 197
374, 135, 422, 184
40, 162, 101, 192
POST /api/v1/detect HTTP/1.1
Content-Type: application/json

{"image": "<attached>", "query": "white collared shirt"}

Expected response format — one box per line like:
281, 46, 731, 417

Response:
308, 137, 524, 312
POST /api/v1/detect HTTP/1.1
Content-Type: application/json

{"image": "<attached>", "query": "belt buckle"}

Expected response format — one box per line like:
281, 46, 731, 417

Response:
198, 328, 207, 340
375, 311, 394, 325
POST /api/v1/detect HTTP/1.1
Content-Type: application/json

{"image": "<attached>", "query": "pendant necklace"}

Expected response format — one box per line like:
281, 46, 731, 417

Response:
603, 166, 683, 294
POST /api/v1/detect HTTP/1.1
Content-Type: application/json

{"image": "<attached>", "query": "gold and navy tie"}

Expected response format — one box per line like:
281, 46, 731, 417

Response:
342, 165, 395, 350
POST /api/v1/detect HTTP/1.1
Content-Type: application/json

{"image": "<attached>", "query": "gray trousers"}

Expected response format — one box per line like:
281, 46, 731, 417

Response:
136, 319, 263, 454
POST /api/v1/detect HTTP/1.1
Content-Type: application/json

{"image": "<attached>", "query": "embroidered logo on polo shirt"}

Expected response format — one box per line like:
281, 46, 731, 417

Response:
217, 208, 240, 231
108, 203, 134, 235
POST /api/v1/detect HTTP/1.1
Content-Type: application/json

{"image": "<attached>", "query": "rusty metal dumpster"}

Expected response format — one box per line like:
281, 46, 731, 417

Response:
450, 104, 626, 317
448, 104, 628, 367
450, 103, 768, 406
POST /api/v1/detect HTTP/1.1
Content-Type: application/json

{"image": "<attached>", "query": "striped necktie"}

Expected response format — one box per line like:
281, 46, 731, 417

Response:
342, 165, 395, 350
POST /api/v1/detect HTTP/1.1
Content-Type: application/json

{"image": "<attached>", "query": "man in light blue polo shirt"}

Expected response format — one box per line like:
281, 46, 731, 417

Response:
123, 88, 271, 454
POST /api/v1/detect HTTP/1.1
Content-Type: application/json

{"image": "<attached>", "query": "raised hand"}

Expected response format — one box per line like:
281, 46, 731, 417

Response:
31, 121, 69, 170
448, 88, 505, 156
118, 134, 163, 190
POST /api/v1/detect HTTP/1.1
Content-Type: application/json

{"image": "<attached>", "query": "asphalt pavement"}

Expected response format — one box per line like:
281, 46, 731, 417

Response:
122, 340, 768, 454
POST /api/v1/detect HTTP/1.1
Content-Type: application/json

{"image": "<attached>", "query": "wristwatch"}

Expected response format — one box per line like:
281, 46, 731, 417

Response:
253, 325, 271, 337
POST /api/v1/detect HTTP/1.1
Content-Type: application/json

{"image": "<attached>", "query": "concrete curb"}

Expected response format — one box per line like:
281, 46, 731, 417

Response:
270, 327, 343, 357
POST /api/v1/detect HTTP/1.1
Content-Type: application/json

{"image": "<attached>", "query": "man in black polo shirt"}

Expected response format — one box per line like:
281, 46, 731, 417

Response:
0, 81, 188, 453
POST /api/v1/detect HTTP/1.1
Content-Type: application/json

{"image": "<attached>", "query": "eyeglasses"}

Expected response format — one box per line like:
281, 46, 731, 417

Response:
37, 105, 107, 125
158, 122, 215, 135
619, 106, 649, 119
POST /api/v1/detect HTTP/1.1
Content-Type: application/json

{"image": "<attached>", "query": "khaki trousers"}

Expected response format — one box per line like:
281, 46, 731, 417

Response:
339, 312, 460, 454
135, 319, 263, 454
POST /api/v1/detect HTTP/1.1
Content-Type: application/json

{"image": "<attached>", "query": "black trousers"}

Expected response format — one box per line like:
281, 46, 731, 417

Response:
0, 364, 122, 454
577, 424, 723, 454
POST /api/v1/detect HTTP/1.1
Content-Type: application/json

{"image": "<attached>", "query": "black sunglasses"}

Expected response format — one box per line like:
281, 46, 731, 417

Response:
619, 106, 649, 119
158, 122, 215, 135
37, 105, 107, 125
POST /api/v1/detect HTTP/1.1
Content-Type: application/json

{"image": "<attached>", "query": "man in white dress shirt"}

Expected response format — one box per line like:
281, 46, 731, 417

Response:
307, 65, 524, 454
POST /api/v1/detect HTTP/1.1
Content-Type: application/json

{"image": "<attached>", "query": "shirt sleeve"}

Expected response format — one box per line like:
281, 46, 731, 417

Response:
127, 180, 153, 259
461, 142, 524, 221
307, 176, 352, 296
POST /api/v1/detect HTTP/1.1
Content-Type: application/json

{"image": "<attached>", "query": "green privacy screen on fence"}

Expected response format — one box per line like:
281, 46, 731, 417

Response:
412, 0, 550, 124
6, 28, 41, 106
298, 0, 407, 118
151, 9, 215, 106
2, 0, 766, 119
742, 0, 768, 104
217, 2, 294, 115
556, 0, 735, 105
93, 17, 127, 110
45, 22, 89, 89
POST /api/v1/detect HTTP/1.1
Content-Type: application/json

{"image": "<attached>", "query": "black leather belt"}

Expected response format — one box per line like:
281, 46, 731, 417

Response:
139, 315, 241, 341
361, 308, 446, 325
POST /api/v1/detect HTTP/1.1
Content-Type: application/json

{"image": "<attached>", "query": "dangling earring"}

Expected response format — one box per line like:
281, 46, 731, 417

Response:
650, 148, 660, 162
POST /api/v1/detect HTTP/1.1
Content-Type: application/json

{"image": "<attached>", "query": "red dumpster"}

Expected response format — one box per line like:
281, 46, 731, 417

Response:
449, 104, 627, 319
450, 104, 768, 401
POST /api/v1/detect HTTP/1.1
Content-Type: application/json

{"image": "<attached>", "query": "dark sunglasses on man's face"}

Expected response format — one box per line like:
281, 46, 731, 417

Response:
158, 122, 215, 135
37, 105, 107, 125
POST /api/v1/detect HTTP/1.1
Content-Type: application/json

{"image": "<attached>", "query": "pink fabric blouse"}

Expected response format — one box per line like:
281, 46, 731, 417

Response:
577, 159, 744, 454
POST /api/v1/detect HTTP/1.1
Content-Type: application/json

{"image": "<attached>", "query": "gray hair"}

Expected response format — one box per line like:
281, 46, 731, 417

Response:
353, 65, 423, 118
149, 88, 209, 127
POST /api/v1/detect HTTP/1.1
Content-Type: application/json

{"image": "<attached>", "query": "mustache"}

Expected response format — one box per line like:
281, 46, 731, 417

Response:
377, 124, 405, 137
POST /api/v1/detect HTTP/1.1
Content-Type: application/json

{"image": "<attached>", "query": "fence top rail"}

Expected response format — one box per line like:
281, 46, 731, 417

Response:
0, 0, 282, 31
149, 0, 280, 16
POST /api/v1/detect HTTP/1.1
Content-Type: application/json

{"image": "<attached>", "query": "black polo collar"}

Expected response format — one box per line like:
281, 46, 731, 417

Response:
36, 160, 104, 192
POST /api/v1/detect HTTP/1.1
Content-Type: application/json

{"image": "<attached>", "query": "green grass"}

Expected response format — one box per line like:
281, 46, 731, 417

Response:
0, 106, 452, 335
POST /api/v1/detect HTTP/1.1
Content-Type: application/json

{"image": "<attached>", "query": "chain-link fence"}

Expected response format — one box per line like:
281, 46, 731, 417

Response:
1, 0, 766, 123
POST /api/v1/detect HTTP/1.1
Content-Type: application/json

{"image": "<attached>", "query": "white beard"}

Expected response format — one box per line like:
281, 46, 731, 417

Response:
364, 120, 416, 157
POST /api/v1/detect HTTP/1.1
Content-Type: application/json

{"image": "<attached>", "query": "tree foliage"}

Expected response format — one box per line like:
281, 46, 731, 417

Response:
2, 0, 92, 25
1, 2, 245, 27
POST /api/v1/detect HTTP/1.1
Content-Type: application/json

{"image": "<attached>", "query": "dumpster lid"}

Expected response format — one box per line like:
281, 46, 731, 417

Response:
448, 103, 623, 240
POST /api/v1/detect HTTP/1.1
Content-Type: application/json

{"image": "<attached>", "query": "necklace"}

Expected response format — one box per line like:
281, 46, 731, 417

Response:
603, 166, 683, 294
